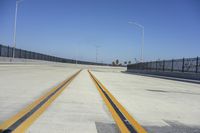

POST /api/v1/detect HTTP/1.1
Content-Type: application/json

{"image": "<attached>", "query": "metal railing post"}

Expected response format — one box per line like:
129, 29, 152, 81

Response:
163, 60, 165, 71
149, 62, 151, 71
26, 50, 28, 59
30, 51, 32, 59
19, 49, 21, 58
196, 56, 199, 73
33, 52, 35, 59
29, 51, 31, 59
182, 58, 185, 72
12, 47, 14, 58
25, 50, 27, 58
0, 44, 2, 56
7, 46, 10, 57
171, 59, 174, 72
28, 51, 30, 59
156, 61, 158, 71
29, 52, 31, 59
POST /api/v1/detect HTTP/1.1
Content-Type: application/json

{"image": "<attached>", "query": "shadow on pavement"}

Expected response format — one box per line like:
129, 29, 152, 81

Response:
144, 120, 200, 133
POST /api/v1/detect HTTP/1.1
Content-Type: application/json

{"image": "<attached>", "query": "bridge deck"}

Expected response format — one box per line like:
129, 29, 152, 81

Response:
0, 63, 200, 133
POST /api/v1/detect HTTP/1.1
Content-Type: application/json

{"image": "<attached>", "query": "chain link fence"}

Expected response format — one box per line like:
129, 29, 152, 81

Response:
127, 57, 200, 73
0, 44, 108, 66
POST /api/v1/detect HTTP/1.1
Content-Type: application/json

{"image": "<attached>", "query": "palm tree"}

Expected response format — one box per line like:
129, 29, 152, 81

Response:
116, 59, 119, 65
112, 61, 116, 66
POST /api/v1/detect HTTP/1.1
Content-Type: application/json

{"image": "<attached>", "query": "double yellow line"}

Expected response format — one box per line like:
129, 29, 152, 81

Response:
0, 69, 147, 133
88, 70, 147, 133
0, 70, 81, 133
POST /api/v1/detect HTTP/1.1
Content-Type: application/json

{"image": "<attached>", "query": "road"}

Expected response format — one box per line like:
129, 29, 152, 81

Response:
91, 70, 200, 133
0, 63, 200, 133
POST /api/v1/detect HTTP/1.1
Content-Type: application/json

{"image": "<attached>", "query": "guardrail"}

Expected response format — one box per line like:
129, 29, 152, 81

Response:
127, 57, 200, 73
0, 44, 108, 66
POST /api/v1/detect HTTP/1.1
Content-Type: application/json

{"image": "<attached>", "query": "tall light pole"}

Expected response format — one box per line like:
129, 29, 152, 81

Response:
13, 0, 24, 59
94, 45, 100, 63
75, 45, 79, 65
128, 21, 144, 62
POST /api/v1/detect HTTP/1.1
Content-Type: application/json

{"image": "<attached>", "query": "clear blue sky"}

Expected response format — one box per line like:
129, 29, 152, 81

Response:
0, 0, 199, 63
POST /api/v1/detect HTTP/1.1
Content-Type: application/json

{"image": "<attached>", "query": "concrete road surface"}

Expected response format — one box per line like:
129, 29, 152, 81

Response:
91, 70, 200, 133
0, 64, 79, 124
1, 62, 200, 133
27, 70, 117, 133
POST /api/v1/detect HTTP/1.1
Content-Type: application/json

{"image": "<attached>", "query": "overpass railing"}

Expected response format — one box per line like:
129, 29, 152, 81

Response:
0, 44, 108, 66
127, 57, 200, 73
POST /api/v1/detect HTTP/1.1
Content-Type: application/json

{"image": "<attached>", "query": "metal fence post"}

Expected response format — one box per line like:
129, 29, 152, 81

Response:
34, 53, 38, 60
182, 58, 185, 72
11, 47, 13, 58
29, 51, 31, 59
25, 50, 27, 58
7, 46, 10, 57
147, 62, 149, 70
163, 60, 165, 71
25, 51, 28, 59
33, 52, 36, 59
19, 49, 21, 58
140, 63, 142, 70
149, 62, 151, 70
156, 61, 158, 71
27, 51, 29, 59
148, 62, 150, 70
0, 44, 2, 56
171, 59, 174, 72
15, 48, 17, 58
30, 52, 32, 59
196, 56, 199, 73
28, 51, 30, 59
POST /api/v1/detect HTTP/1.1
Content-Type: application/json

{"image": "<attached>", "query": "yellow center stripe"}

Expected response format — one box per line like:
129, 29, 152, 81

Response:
0, 70, 81, 133
88, 70, 147, 133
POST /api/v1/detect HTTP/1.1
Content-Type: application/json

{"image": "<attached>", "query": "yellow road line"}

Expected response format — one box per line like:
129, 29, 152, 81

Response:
0, 70, 81, 133
88, 70, 147, 133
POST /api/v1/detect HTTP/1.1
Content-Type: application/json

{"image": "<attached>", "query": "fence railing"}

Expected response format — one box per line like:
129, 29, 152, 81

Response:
127, 57, 200, 73
0, 44, 108, 66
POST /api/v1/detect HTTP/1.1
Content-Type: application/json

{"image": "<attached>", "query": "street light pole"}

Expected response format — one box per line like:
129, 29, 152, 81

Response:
94, 45, 100, 63
96, 47, 98, 63
141, 26, 144, 62
76, 46, 79, 65
128, 21, 144, 62
13, 0, 24, 59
